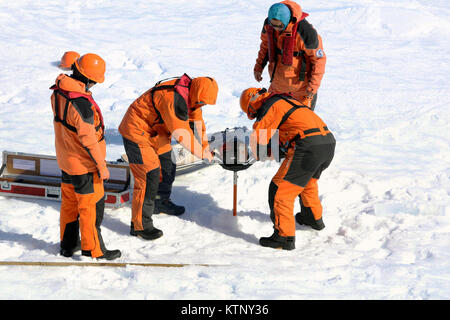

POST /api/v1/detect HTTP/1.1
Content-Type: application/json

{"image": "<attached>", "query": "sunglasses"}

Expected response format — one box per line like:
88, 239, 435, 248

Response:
269, 19, 285, 29
247, 88, 267, 119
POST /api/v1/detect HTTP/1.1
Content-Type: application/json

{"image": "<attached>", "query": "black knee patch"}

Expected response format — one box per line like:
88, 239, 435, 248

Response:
122, 137, 144, 164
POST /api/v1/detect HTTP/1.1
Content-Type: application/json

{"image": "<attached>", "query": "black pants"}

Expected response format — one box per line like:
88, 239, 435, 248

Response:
122, 136, 159, 230
157, 150, 177, 200
296, 133, 335, 212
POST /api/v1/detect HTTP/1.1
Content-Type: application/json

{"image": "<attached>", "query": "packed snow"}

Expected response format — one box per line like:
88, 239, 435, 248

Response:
0, 0, 449, 300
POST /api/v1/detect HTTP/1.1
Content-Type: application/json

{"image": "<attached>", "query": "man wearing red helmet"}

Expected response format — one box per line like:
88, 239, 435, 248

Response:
240, 87, 335, 250
50, 53, 121, 260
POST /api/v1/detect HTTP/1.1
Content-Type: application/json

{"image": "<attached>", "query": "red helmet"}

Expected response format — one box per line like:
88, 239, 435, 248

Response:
59, 51, 80, 70
240, 87, 266, 119
74, 53, 106, 83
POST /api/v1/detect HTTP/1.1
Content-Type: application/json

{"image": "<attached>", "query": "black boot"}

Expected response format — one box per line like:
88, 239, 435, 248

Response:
97, 250, 121, 260
60, 241, 81, 258
60, 220, 81, 257
259, 230, 295, 250
295, 210, 325, 230
82, 249, 122, 261
155, 198, 185, 216
130, 223, 163, 240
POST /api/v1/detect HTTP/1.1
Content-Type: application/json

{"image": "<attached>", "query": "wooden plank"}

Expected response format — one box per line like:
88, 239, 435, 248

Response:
0, 261, 228, 268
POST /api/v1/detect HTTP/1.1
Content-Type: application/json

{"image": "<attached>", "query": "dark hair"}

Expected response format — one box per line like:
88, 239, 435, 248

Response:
71, 65, 96, 86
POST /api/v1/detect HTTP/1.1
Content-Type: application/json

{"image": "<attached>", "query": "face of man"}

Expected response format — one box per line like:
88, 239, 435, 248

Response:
269, 19, 285, 30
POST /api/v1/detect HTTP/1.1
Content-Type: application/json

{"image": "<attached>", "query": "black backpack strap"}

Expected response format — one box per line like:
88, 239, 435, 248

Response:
276, 96, 309, 128
53, 90, 77, 133
150, 85, 175, 124
298, 51, 307, 81
149, 77, 190, 123
153, 76, 179, 87
256, 94, 290, 121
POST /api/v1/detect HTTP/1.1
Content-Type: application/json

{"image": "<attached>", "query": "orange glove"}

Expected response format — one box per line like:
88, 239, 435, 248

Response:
98, 165, 110, 180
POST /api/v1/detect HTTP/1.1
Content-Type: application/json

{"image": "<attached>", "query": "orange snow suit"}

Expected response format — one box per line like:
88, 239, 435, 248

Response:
51, 74, 108, 258
119, 75, 217, 231
255, 1, 326, 102
250, 92, 335, 237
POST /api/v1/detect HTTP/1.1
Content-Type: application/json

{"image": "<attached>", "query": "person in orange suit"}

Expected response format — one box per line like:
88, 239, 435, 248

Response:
240, 87, 335, 250
119, 74, 217, 240
51, 53, 121, 260
254, 1, 326, 110
154, 92, 212, 217
58, 51, 80, 71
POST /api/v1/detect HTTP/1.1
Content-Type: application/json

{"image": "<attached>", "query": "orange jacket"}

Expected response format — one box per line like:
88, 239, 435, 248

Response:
189, 108, 210, 154
118, 76, 217, 160
255, 1, 326, 97
249, 92, 330, 156
51, 74, 107, 175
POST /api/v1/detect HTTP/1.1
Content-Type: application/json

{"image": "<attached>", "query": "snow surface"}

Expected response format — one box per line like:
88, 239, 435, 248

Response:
0, 0, 449, 300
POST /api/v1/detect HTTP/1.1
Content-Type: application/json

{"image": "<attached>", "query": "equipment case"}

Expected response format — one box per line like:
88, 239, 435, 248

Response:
0, 151, 131, 208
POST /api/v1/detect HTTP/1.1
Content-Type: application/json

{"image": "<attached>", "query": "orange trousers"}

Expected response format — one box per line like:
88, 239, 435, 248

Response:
60, 171, 106, 258
269, 135, 335, 237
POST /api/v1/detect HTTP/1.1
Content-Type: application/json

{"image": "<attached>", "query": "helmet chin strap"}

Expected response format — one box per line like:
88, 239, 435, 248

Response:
258, 88, 267, 95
